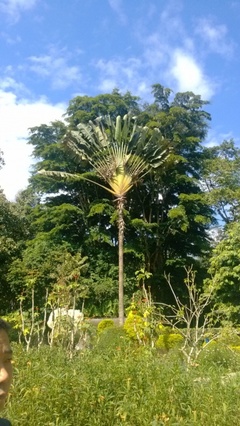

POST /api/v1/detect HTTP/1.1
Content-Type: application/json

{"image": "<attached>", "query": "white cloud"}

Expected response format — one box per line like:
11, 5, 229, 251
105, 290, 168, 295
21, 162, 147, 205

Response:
142, 32, 168, 69
159, 0, 184, 37
195, 19, 234, 57
29, 48, 82, 90
98, 78, 117, 93
0, 31, 21, 44
0, 0, 38, 21
0, 79, 66, 200
95, 45, 215, 101
169, 50, 214, 99
108, 0, 127, 24
95, 57, 144, 94
205, 129, 237, 148
95, 3, 220, 101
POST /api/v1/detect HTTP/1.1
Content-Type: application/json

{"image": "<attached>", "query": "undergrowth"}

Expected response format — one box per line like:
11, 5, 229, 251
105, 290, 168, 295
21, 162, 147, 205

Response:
4, 329, 240, 425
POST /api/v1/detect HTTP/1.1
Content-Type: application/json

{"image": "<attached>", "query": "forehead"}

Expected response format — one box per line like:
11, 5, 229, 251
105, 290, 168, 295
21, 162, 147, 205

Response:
0, 329, 11, 354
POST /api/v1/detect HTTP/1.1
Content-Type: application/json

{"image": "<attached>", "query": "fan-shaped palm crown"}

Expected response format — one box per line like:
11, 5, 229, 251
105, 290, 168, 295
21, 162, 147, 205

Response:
61, 113, 167, 200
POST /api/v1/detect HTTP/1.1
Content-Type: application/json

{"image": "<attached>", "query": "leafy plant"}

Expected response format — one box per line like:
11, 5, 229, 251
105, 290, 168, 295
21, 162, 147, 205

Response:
97, 319, 115, 334
5, 342, 240, 425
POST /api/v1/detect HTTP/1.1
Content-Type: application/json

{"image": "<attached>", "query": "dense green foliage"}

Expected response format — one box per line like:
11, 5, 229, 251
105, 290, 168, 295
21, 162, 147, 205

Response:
0, 84, 240, 320
202, 140, 240, 224
2, 81, 240, 424
0, 190, 28, 310
205, 221, 240, 321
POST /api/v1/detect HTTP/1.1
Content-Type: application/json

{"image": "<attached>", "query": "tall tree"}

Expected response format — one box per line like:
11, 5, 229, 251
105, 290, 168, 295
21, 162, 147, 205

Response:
65, 90, 141, 128
39, 114, 170, 324
26, 86, 214, 311
129, 88, 213, 298
202, 139, 240, 225
0, 190, 27, 310
205, 221, 240, 322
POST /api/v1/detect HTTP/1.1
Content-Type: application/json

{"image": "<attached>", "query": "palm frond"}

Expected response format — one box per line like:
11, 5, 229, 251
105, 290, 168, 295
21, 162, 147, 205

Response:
38, 113, 172, 202
115, 115, 122, 142
39, 169, 117, 196
39, 169, 81, 181
121, 114, 132, 143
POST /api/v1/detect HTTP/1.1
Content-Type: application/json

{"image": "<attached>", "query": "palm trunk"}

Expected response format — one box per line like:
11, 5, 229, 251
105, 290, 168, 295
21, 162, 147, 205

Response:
118, 198, 125, 326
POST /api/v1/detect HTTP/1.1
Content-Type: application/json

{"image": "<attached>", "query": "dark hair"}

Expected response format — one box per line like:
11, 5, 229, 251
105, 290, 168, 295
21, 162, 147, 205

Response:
0, 319, 10, 334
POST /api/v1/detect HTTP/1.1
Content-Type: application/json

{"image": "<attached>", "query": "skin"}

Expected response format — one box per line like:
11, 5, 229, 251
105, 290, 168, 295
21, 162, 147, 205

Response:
0, 329, 12, 410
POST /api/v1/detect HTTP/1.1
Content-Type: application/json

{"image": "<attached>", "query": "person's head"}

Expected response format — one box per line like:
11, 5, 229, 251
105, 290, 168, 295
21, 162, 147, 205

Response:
0, 319, 13, 410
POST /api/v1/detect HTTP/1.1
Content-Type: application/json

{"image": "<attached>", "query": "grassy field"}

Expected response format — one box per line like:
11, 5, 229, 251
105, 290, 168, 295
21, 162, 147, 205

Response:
4, 328, 240, 425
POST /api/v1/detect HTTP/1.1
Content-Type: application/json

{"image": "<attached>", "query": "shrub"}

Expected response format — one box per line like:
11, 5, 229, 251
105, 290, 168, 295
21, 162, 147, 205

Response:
156, 329, 183, 351
97, 319, 115, 334
94, 326, 131, 356
218, 327, 240, 346
123, 312, 145, 342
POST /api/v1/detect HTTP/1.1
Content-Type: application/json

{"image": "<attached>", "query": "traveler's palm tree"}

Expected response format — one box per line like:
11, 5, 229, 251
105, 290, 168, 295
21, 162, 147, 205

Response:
40, 114, 169, 325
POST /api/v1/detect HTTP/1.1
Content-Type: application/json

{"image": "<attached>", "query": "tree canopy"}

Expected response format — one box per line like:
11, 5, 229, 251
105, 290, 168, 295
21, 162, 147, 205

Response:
0, 84, 239, 319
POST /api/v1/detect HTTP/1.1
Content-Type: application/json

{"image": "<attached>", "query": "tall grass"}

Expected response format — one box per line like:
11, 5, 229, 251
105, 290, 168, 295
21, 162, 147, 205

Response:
4, 330, 240, 425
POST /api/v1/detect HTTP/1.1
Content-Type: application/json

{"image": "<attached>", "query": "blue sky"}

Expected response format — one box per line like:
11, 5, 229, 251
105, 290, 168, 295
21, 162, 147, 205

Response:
0, 0, 239, 200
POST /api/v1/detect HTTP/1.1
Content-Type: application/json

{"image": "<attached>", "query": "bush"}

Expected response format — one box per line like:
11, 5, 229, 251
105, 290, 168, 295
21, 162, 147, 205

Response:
94, 326, 131, 356
123, 312, 145, 341
156, 332, 183, 351
218, 328, 240, 346
97, 319, 115, 334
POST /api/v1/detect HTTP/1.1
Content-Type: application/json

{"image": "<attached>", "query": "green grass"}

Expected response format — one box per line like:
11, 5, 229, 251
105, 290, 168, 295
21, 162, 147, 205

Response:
4, 331, 240, 425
